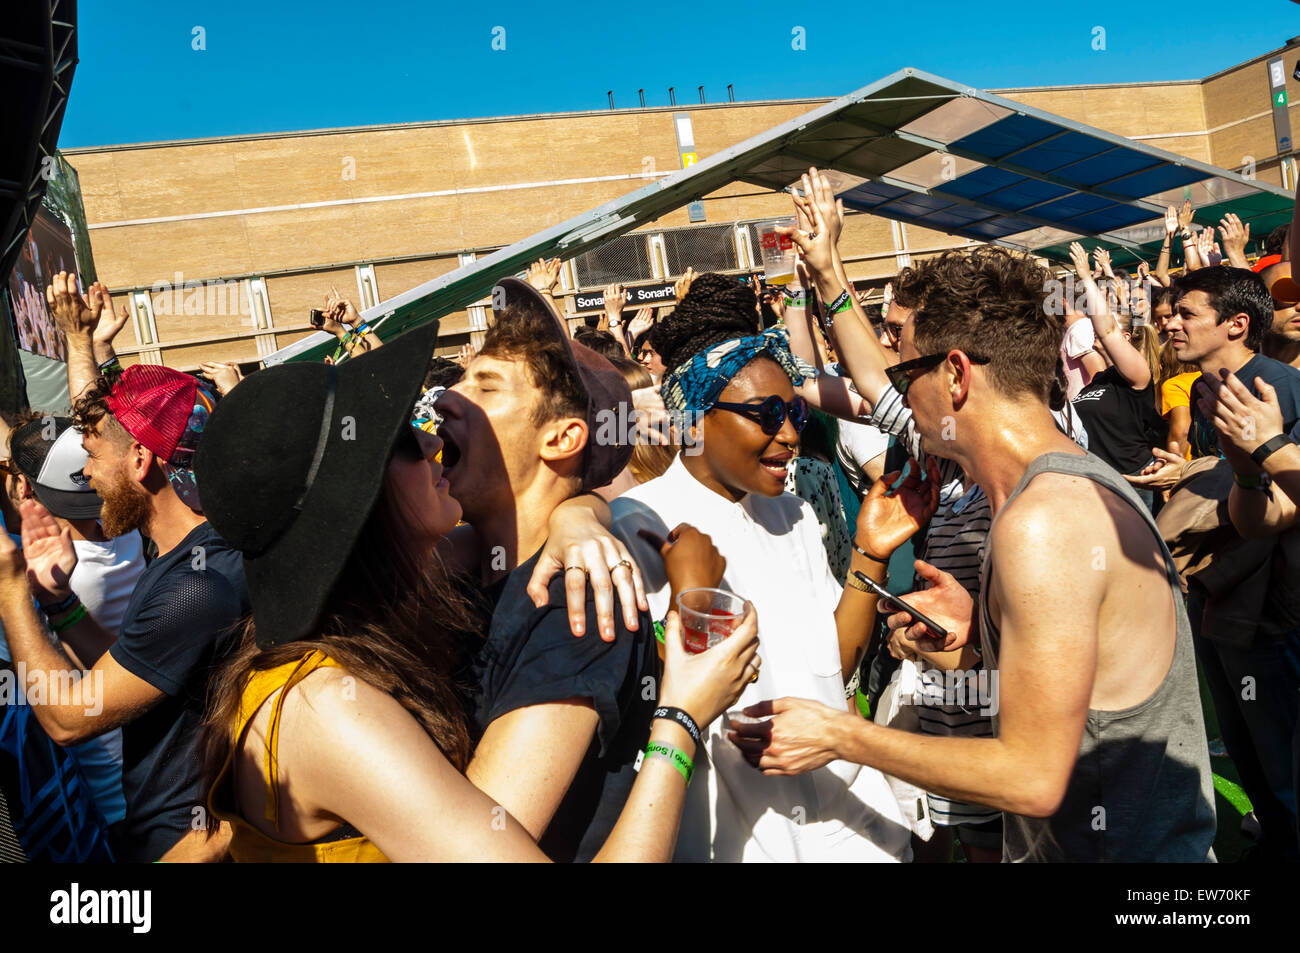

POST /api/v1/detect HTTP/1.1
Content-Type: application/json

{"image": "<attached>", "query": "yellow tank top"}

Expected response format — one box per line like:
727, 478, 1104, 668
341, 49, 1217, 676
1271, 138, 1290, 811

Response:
207, 650, 389, 863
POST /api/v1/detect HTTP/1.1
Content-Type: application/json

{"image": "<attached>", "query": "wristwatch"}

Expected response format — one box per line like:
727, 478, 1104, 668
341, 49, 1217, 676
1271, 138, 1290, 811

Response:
1251, 433, 1294, 467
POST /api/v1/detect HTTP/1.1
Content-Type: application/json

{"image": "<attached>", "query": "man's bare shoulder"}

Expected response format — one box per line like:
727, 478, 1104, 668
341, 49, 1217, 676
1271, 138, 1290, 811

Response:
991, 472, 1114, 592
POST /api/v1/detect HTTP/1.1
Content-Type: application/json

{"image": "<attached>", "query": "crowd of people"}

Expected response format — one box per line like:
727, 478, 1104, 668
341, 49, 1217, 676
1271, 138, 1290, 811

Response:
0, 163, 1297, 864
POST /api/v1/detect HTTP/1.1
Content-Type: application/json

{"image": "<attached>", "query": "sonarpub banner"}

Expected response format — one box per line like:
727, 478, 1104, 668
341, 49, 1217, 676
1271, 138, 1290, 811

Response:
573, 282, 677, 314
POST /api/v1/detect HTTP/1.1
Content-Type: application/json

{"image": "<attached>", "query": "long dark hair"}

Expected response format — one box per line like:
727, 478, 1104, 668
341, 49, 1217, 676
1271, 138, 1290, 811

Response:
201, 480, 480, 815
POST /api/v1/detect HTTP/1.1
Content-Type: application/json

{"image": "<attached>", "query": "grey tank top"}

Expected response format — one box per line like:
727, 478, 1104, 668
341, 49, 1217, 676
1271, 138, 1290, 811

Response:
979, 452, 1216, 862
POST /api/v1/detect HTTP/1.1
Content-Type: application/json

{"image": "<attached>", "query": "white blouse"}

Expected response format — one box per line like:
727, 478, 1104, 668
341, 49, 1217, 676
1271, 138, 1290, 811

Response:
612, 455, 912, 863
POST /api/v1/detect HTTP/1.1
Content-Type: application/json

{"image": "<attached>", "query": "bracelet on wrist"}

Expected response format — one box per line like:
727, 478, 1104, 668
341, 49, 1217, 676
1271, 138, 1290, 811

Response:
1250, 434, 1293, 468
635, 740, 694, 785
39, 593, 80, 617
653, 706, 702, 745
1233, 470, 1271, 490
852, 541, 886, 563
828, 290, 852, 315
51, 604, 88, 632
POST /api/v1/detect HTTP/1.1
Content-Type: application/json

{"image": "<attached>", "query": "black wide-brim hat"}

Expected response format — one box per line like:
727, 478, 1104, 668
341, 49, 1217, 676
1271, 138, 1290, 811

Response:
194, 320, 439, 647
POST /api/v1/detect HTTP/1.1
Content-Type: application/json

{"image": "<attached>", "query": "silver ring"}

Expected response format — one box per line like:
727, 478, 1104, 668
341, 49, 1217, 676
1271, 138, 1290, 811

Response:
564, 565, 588, 576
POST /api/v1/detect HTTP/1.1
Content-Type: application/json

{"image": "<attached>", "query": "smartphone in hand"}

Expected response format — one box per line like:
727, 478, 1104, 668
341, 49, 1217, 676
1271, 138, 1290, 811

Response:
851, 570, 948, 639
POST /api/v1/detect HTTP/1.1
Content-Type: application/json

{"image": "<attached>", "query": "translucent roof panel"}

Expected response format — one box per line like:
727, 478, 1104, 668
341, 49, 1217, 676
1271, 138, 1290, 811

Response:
270, 67, 1295, 366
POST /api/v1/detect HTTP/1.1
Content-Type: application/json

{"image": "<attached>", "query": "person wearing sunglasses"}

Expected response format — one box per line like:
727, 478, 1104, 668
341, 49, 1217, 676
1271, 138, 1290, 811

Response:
609, 274, 939, 862
736, 245, 1216, 864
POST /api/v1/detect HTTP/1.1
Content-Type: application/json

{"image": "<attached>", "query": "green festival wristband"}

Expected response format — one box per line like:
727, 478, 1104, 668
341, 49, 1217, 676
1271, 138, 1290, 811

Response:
653, 619, 666, 644
51, 604, 88, 632
639, 740, 694, 785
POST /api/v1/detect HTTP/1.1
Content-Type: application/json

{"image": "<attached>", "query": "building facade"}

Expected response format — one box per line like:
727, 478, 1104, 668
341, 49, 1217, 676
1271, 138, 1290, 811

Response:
63, 41, 1300, 371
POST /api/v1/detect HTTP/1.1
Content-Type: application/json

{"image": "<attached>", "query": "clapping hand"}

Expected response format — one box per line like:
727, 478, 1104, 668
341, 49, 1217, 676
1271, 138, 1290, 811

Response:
19, 499, 76, 603
1198, 369, 1285, 459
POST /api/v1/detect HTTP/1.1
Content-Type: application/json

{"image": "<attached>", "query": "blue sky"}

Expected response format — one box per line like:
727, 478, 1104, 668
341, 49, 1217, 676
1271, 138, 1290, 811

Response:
59, 0, 1298, 148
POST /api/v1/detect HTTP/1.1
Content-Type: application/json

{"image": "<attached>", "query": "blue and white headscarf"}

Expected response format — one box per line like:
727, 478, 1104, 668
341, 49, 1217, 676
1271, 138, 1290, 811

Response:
659, 327, 818, 414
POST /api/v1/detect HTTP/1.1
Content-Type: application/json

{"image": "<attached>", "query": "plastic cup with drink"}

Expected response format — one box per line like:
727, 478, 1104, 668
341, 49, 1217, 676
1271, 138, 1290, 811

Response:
676, 587, 751, 655
756, 218, 797, 286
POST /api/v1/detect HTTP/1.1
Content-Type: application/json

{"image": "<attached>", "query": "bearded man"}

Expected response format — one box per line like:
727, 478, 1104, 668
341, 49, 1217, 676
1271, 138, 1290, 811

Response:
0, 295, 246, 861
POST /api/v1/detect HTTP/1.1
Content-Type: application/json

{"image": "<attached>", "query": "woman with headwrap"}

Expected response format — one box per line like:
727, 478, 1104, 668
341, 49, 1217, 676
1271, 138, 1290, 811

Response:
610, 273, 939, 862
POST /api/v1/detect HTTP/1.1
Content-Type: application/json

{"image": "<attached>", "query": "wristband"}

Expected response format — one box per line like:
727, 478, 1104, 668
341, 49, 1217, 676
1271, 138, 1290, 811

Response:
652, 618, 666, 644
1250, 434, 1293, 468
852, 541, 886, 563
635, 741, 694, 785
51, 604, 87, 632
39, 593, 79, 617
783, 290, 808, 307
653, 706, 701, 745
828, 290, 851, 315
1233, 470, 1270, 490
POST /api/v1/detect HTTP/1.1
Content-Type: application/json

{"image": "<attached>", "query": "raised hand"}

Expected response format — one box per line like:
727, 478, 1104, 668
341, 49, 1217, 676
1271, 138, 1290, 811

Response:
781, 174, 838, 277
602, 283, 627, 325
627, 306, 655, 343
19, 498, 76, 603
674, 267, 697, 301
456, 342, 477, 368
94, 300, 131, 350
45, 272, 102, 338
199, 361, 244, 396
325, 285, 362, 327
527, 258, 563, 295
1218, 213, 1250, 268
1195, 227, 1214, 262
1165, 204, 1179, 236
1178, 199, 1194, 231
1068, 242, 1094, 282
854, 457, 941, 561
1093, 247, 1115, 280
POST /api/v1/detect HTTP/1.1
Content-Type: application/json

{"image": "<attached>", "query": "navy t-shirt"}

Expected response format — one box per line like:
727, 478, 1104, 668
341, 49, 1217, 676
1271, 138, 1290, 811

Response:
108, 522, 248, 861
1189, 354, 1300, 459
468, 547, 657, 863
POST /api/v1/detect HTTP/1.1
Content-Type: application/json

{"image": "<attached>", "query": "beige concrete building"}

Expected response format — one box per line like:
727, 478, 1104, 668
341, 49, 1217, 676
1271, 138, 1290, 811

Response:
63, 41, 1300, 372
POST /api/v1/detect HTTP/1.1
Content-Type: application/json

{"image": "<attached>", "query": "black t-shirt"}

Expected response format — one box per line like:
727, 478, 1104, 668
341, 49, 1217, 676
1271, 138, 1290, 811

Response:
1189, 354, 1300, 459
1072, 367, 1167, 475
108, 522, 248, 861
468, 547, 657, 863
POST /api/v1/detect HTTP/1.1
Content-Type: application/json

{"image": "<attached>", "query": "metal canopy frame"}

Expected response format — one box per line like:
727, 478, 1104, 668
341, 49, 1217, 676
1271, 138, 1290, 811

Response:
270, 67, 1293, 365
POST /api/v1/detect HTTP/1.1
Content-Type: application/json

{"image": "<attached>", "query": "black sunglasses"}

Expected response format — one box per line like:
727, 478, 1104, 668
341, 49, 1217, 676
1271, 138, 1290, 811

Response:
885, 351, 990, 397
711, 395, 809, 435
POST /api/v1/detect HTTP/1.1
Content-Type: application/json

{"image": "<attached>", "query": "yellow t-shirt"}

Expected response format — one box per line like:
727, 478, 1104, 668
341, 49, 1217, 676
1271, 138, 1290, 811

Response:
1160, 371, 1201, 417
